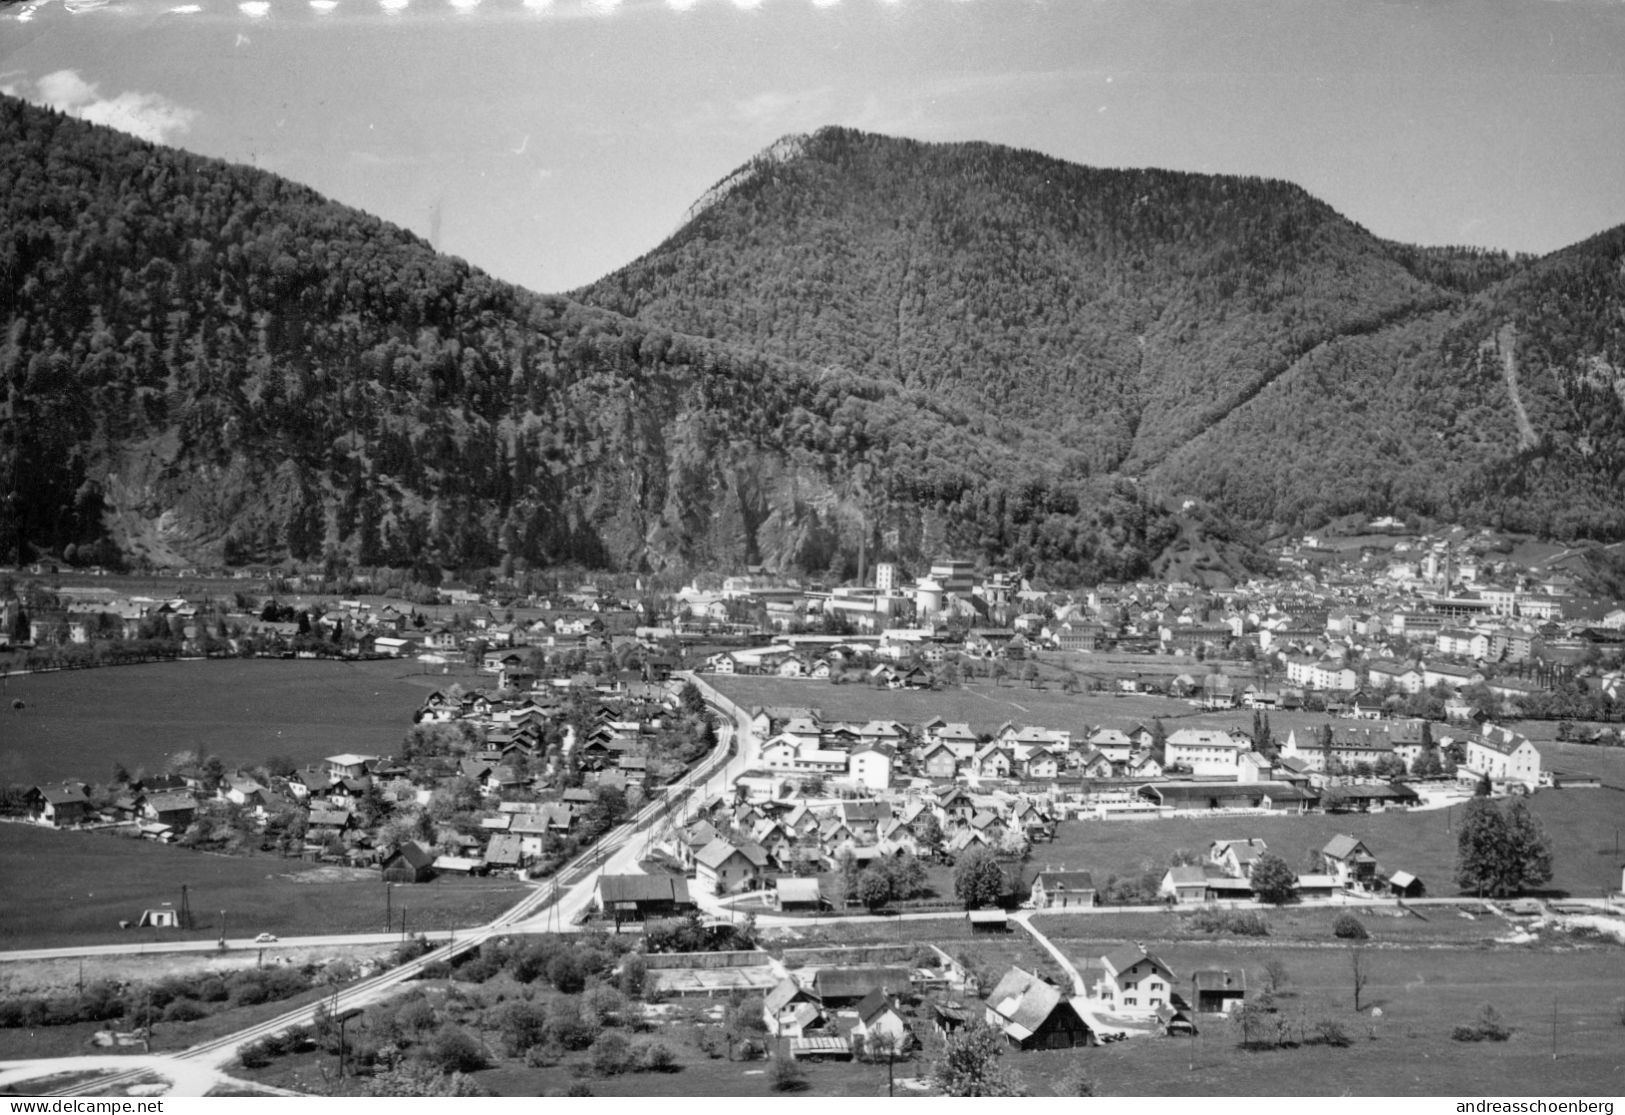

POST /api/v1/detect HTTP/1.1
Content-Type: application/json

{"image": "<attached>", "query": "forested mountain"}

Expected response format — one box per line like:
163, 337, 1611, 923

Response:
581, 127, 1625, 541
0, 97, 1189, 584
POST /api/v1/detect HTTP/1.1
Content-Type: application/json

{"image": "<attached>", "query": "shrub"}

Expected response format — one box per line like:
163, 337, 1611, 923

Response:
1452, 1025, 1486, 1043
1059, 1069, 1100, 1096
589, 1031, 632, 1076
1475, 1005, 1512, 1042
196, 978, 230, 1003
583, 984, 628, 1029
1313, 1019, 1351, 1047
396, 998, 439, 1037
1332, 913, 1369, 940
1188, 909, 1269, 937
549, 953, 586, 994
496, 1001, 548, 1057
637, 1041, 679, 1073
238, 1039, 274, 1069
425, 1027, 489, 1074
564, 1082, 594, 1097
543, 998, 599, 1051
618, 954, 648, 999
769, 1055, 807, 1093
163, 998, 208, 1022
695, 1027, 722, 1059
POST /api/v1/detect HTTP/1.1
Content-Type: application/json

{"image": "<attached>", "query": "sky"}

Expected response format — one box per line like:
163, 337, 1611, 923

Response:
4, 0, 1625, 295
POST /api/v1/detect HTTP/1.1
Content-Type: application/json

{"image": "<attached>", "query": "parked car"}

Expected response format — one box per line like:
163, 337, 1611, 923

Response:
255, 932, 278, 943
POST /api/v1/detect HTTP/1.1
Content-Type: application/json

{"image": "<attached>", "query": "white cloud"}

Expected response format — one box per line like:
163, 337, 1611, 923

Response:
21, 70, 197, 146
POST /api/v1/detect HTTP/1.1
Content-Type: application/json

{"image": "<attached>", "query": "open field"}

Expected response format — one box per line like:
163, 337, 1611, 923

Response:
709, 674, 1196, 736
0, 824, 526, 950
1034, 786, 1625, 898
0, 657, 487, 786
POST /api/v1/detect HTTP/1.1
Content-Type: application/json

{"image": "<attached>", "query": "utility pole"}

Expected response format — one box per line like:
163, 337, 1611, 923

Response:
386, 882, 392, 933
1551, 1000, 1558, 1061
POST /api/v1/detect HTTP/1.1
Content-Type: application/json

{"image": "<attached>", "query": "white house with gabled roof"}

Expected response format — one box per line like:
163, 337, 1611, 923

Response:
1094, 945, 1176, 1017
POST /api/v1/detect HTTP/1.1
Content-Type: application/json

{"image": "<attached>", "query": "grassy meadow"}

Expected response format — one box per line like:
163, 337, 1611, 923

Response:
0, 657, 486, 786
0, 823, 527, 949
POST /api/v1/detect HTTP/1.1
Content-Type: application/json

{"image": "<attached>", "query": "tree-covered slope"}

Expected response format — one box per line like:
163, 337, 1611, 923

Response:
579, 127, 1625, 540
0, 97, 1186, 582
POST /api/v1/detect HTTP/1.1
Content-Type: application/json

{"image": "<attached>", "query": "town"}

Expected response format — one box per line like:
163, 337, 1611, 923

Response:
2, 520, 1624, 1098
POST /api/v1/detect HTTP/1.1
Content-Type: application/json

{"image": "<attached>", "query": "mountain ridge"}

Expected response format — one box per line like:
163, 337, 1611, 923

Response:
578, 125, 1625, 541
0, 98, 1199, 584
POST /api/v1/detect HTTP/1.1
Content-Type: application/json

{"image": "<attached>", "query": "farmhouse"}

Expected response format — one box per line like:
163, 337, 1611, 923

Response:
380, 841, 436, 883
26, 784, 93, 827
597, 874, 695, 923
1191, 969, 1247, 1014
983, 967, 1094, 1051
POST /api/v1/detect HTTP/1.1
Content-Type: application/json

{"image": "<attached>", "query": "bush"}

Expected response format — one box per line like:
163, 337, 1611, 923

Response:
544, 998, 599, 1051
1332, 913, 1369, 940
589, 1031, 632, 1076
425, 1027, 489, 1074
238, 1039, 274, 1069
564, 1082, 594, 1097
1313, 1019, 1351, 1047
196, 978, 230, 1003
618, 954, 648, 1000
496, 1001, 548, 1057
769, 1055, 807, 1093
636, 1041, 679, 1073
1452, 1025, 1487, 1043
163, 998, 208, 1022
549, 953, 586, 994
1474, 1005, 1512, 1042
1188, 909, 1269, 937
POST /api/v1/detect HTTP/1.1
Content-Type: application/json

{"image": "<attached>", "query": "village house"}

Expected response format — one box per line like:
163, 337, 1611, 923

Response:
695, 838, 769, 894
1320, 834, 1379, 890
1094, 945, 1177, 1017
764, 976, 824, 1037
1208, 838, 1269, 878
1028, 870, 1097, 909
983, 967, 1094, 1051
26, 784, 93, 827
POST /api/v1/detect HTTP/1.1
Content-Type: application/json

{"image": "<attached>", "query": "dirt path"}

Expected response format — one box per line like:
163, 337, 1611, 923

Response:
1496, 324, 1539, 450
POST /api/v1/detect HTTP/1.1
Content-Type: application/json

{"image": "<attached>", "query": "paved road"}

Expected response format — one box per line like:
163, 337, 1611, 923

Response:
8, 682, 741, 1097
